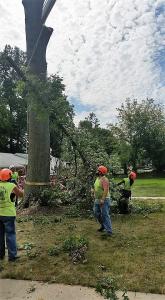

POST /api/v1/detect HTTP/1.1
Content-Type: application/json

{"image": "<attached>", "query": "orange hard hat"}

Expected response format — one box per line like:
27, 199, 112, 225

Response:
0, 168, 12, 181
97, 165, 108, 175
129, 171, 137, 180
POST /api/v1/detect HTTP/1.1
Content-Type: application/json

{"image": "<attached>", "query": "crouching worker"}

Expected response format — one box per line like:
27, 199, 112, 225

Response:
0, 168, 24, 262
93, 166, 112, 236
117, 171, 136, 214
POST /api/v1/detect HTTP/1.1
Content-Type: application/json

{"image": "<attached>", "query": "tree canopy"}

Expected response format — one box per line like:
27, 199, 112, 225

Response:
1, 45, 165, 175
108, 98, 165, 171
0, 45, 27, 153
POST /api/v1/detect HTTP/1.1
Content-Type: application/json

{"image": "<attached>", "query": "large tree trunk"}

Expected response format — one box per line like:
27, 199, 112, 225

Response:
22, 0, 53, 206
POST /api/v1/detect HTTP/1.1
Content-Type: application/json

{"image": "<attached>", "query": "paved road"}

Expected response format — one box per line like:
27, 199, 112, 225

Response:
0, 279, 165, 300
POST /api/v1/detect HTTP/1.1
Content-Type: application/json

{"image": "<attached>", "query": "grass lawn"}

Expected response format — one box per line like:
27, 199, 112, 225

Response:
0, 201, 165, 294
132, 178, 165, 197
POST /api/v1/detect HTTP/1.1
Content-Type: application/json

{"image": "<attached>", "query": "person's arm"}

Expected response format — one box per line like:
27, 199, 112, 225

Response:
117, 180, 124, 186
100, 178, 109, 206
12, 186, 24, 198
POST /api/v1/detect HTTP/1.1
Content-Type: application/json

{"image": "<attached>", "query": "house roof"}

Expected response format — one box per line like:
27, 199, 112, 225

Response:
0, 153, 28, 168
0, 153, 67, 174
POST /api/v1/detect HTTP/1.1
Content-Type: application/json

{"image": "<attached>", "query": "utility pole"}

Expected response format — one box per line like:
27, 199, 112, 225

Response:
22, 0, 56, 206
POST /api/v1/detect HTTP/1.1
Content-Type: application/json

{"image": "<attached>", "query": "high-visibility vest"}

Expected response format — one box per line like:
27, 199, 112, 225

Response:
11, 172, 19, 182
123, 178, 132, 191
94, 176, 110, 199
0, 182, 16, 216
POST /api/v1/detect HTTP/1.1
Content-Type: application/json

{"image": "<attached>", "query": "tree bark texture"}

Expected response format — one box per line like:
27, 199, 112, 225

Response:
22, 0, 53, 205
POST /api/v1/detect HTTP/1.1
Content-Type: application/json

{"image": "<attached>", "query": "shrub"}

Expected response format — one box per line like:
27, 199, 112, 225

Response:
39, 184, 71, 206
48, 245, 61, 256
63, 235, 88, 264
63, 236, 88, 252
96, 276, 129, 300
131, 203, 164, 214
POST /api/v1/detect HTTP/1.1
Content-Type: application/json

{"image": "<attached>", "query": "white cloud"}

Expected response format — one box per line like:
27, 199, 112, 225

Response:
0, 1, 25, 50
0, 0, 164, 127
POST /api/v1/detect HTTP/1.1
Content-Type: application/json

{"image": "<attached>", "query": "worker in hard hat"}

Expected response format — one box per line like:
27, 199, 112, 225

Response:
117, 171, 137, 214
0, 168, 23, 262
93, 165, 112, 235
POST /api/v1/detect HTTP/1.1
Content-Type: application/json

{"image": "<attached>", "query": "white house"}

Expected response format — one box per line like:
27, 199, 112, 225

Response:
0, 152, 66, 175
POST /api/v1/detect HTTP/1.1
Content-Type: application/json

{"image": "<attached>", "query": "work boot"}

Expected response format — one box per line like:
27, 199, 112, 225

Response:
8, 256, 20, 262
97, 226, 104, 232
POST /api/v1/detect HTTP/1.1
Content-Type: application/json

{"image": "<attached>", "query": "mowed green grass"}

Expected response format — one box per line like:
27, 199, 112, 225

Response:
0, 202, 165, 294
132, 178, 165, 197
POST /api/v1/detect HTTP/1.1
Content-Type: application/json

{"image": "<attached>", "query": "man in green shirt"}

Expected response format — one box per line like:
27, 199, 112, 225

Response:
93, 165, 112, 235
117, 171, 136, 214
0, 168, 23, 261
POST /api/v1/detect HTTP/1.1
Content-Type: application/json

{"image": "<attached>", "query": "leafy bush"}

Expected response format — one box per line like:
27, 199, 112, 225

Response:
131, 203, 164, 214
65, 205, 82, 218
39, 188, 58, 206
23, 242, 34, 250
96, 276, 129, 300
39, 184, 71, 206
48, 245, 61, 256
63, 235, 88, 264
110, 180, 121, 213
110, 180, 121, 203
109, 153, 122, 175
63, 235, 88, 252
96, 277, 119, 300
21, 242, 40, 259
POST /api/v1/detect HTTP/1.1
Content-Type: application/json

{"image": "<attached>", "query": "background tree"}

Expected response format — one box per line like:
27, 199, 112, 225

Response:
79, 113, 115, 157
109, 98, 165, 172
0, 45, 27, 153
48, 75, 74, 159
0, 46, 74, 159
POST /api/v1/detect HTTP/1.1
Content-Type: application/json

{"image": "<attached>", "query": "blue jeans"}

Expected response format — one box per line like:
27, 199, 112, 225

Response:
93, 198, 112, 234
0, 216, 17, 260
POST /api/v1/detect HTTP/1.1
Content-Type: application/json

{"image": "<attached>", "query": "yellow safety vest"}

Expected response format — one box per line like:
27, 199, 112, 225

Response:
123, 178, 132, 191
94, 176, 110, 199
0, 182, 16, 216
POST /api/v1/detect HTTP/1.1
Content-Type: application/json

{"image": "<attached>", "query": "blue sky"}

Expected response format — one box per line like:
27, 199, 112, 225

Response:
0, 0, 164, 127
69, 96, 93, 113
